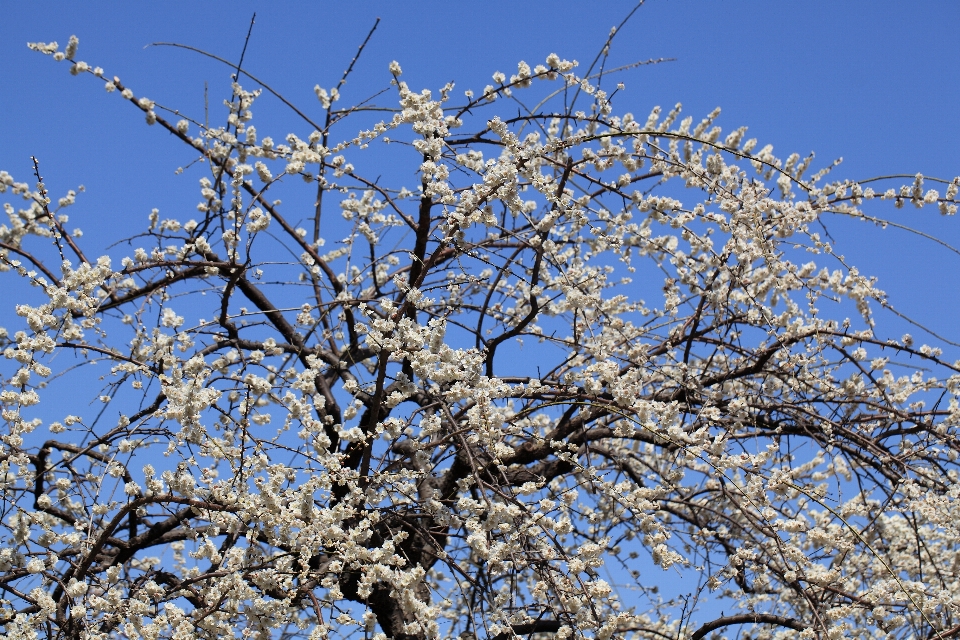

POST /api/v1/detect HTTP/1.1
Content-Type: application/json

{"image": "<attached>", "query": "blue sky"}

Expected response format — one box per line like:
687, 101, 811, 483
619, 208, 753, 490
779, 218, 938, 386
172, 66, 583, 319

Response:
2, 1, 958, 341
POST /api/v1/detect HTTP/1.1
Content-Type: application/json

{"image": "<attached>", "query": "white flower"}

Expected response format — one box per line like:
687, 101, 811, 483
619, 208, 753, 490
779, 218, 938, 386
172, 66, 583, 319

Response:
65, 36, 78, 59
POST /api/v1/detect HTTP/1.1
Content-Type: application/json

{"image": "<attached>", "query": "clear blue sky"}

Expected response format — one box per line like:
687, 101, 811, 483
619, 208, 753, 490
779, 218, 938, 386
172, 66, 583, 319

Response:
2, 1, 958, 342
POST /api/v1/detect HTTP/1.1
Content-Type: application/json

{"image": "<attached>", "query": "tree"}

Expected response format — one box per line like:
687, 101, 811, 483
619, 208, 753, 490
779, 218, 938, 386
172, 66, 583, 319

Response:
2, 15, 960, 640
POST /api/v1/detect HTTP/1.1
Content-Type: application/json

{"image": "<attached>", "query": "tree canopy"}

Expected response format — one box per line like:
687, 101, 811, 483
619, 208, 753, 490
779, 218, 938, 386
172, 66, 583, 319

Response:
2, 14, 960, 640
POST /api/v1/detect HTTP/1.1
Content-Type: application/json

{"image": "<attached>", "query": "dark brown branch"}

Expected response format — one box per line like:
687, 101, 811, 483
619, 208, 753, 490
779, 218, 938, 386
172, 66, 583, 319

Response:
689, 613, 808, 640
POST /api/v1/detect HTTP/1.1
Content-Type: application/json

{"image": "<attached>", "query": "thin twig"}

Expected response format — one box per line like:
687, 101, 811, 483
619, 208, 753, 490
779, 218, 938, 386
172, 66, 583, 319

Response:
334, 17, 380, 93
232, 13, 256, 84
149, 42, 324, 131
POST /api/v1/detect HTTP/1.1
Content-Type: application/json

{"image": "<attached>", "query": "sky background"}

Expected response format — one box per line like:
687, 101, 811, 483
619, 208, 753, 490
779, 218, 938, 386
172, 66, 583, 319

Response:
1, 0, 959, 629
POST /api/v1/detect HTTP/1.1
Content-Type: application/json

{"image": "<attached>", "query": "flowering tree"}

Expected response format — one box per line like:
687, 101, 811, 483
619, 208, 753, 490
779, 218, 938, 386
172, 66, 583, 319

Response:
2, 22, 960, 640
